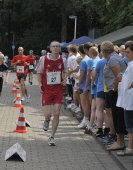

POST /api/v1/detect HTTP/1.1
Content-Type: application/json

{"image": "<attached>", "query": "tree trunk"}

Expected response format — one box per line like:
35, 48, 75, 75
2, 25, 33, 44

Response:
61, 9, 67, 42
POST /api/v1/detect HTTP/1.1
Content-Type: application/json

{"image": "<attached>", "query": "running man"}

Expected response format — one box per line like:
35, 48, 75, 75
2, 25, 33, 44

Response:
11, 47, 29, 102
27, 50, 36, 85
36, 41, 67, 146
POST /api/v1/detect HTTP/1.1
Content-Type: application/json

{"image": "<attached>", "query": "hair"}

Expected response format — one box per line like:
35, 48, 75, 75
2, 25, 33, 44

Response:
18, 47, 24, 50
120, 45, 125, 49
89, 47, 98, 56
78, 44, 86, 55
83, 43, 93, 51
29, 50, 33, 53
41, 50, 47, 55
125, 41, 133, 51
0, 52, 4, 58
101, 41, 114, 54
67, 45, 78, 53
76, 55, 83, 64
0, 52, 5, 62
114, 45, 120, 54
50, 41, 60, 47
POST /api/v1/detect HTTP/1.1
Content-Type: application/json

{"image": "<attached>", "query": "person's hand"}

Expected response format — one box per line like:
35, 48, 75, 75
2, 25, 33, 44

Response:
83, 87, 88, 94
61, 78, 67, 86
39, 84, 43, 93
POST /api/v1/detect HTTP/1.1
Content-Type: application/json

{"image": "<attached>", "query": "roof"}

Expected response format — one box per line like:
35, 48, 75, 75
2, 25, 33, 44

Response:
62, 36, 92, 48
93, 26, 133, 45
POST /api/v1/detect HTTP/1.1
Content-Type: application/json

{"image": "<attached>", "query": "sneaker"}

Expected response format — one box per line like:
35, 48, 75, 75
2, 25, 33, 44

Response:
30, 82, 33, 85
103, 128, 110, 136
102, 133, 116, 145
43, 119, 50, 131
71, 105, 78, 112
74, 107, 81, 113
21, 97, 25, 101
65, 96, 72, 100
67, 103, 75, 109
48, 136, 56, 146
78, 120, 88, 129
25, 97, 30, 103
95, 128, 103, 137
84, 126, 92, 135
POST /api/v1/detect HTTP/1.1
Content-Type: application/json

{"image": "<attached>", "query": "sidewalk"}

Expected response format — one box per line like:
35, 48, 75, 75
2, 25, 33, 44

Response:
0, 73, 124, 170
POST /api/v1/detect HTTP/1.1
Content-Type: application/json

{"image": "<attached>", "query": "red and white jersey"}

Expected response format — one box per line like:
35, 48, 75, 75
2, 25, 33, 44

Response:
36, 54, 66, 92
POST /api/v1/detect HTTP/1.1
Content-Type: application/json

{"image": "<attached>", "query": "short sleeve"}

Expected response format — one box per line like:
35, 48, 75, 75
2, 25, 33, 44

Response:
109, 57, 120, 67
80, 60, 86, 71
95, 61, 101, 73
87, 59, 93, 70
67, 57, 71, 68
36, 56, 45, 74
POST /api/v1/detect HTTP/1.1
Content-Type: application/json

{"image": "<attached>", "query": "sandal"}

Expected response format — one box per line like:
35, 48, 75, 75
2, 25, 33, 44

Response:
117, 148, 133, 156
106, 142, 125, 151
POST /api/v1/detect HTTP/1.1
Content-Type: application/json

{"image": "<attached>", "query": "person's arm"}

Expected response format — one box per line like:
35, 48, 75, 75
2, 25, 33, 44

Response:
4, 70, 9, 84
68, 66, 79, 75
37, 73, 42, 87
111, 65, 122, 91
84, 70, 91, 92
78, 70, 84, 88
91, 69, 98, 88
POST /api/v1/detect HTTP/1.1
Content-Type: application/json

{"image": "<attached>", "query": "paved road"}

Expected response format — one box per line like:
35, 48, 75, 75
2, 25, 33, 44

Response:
0, 73, 122, 170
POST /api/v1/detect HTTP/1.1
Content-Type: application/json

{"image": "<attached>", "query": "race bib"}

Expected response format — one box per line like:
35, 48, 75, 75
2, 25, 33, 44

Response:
17, 66, 24, 73
47, 71, 61, 85
0, 72, 3, 77
29, 65, 34, 70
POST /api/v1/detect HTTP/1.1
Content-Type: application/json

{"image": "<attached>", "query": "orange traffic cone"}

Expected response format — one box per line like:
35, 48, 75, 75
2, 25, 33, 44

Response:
12, 90, 23, 108
14, 107, 28, 133
15, 78, 20, 89
11, 81, 17, 93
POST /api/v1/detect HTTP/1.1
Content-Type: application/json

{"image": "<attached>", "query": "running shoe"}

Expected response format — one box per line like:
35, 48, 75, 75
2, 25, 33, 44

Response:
84, 126, 93, 135
48, 136, 56, 146
43, 119, 50, 131
95, 128, 103, 137
67, 103, 75, 109
102, 133, 116, 145
74, 107, 81, 113
78, 120, 88, 129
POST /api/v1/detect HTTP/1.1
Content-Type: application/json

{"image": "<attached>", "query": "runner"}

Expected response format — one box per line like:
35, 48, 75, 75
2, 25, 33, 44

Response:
11, 47, 29, 102
0, 52, 9, 103
27, 50, 36, 85
36, 41, 67, 146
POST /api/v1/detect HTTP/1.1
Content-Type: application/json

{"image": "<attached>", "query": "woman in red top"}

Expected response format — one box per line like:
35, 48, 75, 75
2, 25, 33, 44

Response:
11, 47, 29, 102
27, 50, 36, 85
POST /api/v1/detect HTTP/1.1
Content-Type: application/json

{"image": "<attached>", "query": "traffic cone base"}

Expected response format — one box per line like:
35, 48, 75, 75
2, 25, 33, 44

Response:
14, 129, 28, 133
12, 104, 23, 107
14, 107, 28, 134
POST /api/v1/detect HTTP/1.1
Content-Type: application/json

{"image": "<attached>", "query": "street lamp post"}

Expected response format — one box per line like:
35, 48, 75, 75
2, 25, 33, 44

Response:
69, 15, 77, 40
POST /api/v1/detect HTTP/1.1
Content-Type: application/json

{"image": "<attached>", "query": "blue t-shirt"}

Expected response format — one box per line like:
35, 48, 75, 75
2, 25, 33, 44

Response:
91, 57, 100, 94
95, 58, 107, 92
80, 57, 92, 90
122, 56, 129, 65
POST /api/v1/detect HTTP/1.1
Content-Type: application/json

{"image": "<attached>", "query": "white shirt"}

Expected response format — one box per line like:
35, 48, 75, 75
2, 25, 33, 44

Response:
67, 54, 79, 78
36, 54, 67, 74
117, 60, 133, 110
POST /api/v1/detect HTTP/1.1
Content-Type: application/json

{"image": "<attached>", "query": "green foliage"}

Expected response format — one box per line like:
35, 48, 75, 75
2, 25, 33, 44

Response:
0, 0, 132, 57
